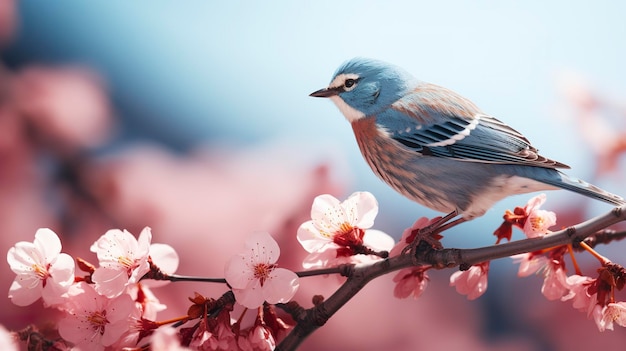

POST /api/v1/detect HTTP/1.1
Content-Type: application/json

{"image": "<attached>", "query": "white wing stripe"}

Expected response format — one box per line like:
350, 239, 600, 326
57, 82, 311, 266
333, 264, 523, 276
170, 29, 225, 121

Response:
424, 115, 481, 147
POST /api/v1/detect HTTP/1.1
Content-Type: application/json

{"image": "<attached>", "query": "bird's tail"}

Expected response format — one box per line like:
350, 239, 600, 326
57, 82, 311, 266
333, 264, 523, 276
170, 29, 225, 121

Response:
540, 170, 625, 206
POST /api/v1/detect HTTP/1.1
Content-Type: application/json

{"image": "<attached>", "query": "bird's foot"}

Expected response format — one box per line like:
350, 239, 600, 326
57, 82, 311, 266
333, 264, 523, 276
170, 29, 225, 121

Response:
401, 211, 466, 263
400, 224, 444, 262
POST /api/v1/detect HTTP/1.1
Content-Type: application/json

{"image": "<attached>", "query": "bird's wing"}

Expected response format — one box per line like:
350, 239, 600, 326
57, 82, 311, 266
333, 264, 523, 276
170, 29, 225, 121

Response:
379, 83, 569, 169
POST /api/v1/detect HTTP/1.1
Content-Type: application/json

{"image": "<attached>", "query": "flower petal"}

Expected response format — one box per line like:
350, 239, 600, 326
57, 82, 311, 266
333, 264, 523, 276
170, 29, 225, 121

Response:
224, 253, 255, 289
142, 243, 179, 288
311, 194, 347, 235
7, 242, 43, 274
262, 268, 299, 304
149, 243, 179, 274
524, 193, 546, 213
244, 232, 280, 264
8, 279, 42, 306
233, 282, 266, 309
342, 191, 378, 229
33, 228, 62, 262
362, 229, 395, 251
310, 194, 342, 223
136, 227, 153, 258
297, 221, 332, 253
301, 249, 338, 269
92, 267, 129, 298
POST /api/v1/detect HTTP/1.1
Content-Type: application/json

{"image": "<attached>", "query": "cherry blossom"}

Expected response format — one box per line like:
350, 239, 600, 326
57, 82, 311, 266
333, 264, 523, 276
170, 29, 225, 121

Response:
511, 253, 550, 277
111, 284, 165, 348
7, 228, 75, 307
513, 252, 569, 301
522, 194, 556, 238
562, 274, 596, 313
591, 303, 605, 331
540, 260, 569, 301
224, 232, 299, 309
493, 194, 556, 242
450, 262, 490, 300
297, 192, 394, 268
128, 283, 167, 320
190, 310, 237, 350
90, 227, 152, 298
244, 324, 276, 351
596, 302, 626, 331
392, 267, 430, 299
57, 282, 134, 351
110, 303, 146, 349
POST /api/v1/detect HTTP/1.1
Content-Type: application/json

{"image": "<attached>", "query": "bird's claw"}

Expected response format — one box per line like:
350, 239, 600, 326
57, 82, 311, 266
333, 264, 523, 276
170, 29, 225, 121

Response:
401, 225, 444, 264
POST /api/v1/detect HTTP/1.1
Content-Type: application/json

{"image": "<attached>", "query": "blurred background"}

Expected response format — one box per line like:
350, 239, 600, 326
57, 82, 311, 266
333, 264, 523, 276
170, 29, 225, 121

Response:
1, 1, 626, 350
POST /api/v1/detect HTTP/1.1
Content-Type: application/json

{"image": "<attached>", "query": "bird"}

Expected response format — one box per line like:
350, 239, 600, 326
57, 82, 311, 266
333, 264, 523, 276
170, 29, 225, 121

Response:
310, 57, 625, 232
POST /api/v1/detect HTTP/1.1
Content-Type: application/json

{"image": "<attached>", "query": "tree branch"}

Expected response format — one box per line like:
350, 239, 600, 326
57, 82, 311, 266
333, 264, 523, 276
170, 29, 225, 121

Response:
276, 205, 626, 351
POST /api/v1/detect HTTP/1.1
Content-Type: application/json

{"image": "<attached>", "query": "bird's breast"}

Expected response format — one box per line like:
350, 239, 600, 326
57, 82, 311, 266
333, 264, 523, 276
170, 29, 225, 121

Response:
350, 117, 455, 213
351, 117, 403, 181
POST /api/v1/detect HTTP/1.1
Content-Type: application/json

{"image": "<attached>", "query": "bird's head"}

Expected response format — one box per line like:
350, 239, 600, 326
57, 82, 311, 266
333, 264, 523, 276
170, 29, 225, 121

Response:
310, 57, 416, 122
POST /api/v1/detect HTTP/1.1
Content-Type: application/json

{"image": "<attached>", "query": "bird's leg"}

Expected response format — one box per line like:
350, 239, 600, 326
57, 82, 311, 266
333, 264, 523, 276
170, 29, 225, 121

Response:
433, 216, 467, 234
418, 211, 460, 240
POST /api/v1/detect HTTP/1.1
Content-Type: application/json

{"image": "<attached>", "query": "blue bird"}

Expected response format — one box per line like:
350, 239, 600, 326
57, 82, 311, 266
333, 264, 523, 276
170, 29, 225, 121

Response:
311, 58, 625, 231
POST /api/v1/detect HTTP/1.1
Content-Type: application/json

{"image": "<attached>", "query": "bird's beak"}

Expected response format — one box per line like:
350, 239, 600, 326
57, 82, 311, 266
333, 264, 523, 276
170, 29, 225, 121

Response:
309, 86, 340, 98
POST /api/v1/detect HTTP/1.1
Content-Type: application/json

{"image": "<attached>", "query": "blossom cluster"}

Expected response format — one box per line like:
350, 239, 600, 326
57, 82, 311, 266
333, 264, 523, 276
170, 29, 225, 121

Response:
500, 194, 626, 331
4, 191, 626, 350
7, 227, 179, 350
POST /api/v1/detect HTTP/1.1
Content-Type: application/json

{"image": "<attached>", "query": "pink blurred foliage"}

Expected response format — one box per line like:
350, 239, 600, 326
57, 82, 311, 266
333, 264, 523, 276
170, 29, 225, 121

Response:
0, 0, 16, 46
12, 65, 113, 152
554, 71, 626, 180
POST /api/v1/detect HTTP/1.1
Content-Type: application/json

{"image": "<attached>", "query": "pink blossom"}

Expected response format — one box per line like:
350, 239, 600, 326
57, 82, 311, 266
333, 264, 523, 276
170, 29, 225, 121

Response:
57, 282, 134, 351
540, 260, 569, 301
7, 228, 75, 307
562, 274, 596, 313
90, 227, 152, 298
512, 251, 570, 301
190, 313, 237, 350
110, 303, 145, 349
12, 66, 111, 150
392, 266, 430, 299
522, 194, 556, 238
511, 253, 550, 277
591, 303, 605, 331
224, 232, 299, 309
297, 192, 394, 268
450, 262, 490, 300
596, 302, 626, 331
238, 324, 276, 351
128, 283, 167, 320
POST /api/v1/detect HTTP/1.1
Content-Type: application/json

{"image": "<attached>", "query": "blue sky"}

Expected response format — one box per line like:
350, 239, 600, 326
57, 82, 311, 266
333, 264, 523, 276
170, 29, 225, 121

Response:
9, 1, 626, 246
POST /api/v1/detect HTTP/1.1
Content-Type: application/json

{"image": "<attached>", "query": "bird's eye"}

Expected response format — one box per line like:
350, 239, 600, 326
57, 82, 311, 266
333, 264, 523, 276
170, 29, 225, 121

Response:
344, 79, 356, 89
